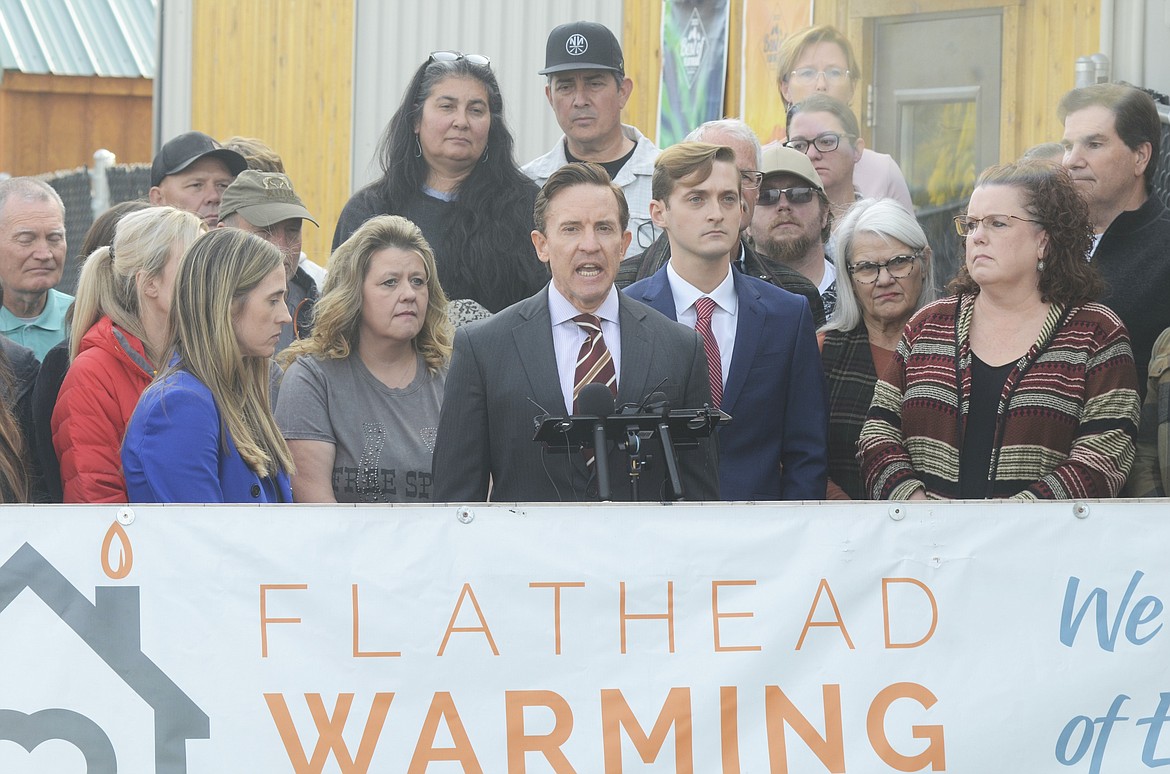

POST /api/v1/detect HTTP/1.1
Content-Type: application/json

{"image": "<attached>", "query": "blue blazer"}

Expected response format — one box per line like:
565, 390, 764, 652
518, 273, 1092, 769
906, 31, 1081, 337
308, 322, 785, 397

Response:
625, 266, 828, 500
122, 369, 292, 503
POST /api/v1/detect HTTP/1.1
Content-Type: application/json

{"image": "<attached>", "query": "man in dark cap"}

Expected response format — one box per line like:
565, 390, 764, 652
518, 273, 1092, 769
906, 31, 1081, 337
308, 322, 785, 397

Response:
149, 131, 247, 228
218, 170, 320, 350
522, 20, 659, 259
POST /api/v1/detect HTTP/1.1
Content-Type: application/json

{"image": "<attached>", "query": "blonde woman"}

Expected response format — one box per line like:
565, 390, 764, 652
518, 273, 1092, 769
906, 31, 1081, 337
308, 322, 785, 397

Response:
122, 228, 293, 502
51, 206, 203, 502
276, 215, 452, 502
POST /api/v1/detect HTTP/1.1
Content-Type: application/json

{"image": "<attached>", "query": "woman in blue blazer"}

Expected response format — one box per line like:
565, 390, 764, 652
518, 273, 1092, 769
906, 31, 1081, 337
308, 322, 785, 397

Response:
122, 228, 294, 503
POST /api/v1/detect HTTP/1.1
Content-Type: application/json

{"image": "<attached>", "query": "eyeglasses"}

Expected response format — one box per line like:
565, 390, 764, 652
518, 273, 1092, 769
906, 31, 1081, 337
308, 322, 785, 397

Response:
740, 170, 764, 189
428, 50, 491, 67
953, 214, 1042, 237
788, 67, 851, 85
848, 251, 922, 284
784, 131, 855, 155
757, 186, 817, 206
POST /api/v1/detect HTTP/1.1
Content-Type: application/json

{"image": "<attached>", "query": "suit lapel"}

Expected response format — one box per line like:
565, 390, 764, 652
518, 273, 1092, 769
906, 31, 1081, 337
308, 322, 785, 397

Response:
722, 271, 763, 411
616, 294, 654, 407
633, 268, 677, 321
512, 289, 569, 416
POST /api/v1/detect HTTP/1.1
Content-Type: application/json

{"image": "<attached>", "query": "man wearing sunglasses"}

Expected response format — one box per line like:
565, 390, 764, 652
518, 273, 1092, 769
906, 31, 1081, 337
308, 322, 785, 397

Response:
523, 21, 659, 259
625, 143, 828, 500
748, 146, 837, 318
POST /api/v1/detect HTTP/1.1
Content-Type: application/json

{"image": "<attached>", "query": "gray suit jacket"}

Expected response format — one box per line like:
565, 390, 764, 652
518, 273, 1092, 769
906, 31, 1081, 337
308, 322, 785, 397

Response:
432, 285, 720, 502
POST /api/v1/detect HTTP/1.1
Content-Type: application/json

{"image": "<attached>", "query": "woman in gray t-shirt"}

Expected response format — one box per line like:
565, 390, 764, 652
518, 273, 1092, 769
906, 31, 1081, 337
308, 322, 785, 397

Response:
275, 215, 453, 502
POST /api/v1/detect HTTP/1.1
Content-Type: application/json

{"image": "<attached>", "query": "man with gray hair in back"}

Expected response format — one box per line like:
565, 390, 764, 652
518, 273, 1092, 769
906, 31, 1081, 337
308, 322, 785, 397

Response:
0, 177, 71, 361
617, 118, 825, 326
1059, 82, 1170, 391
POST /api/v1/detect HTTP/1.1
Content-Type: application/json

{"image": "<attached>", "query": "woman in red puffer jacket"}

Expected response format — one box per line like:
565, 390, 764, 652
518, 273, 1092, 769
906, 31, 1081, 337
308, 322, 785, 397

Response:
52, 207, 203, 502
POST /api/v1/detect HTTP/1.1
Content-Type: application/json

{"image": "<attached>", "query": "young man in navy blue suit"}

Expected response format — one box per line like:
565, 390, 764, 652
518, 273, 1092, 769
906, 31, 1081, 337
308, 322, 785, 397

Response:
625, 143, 828, 500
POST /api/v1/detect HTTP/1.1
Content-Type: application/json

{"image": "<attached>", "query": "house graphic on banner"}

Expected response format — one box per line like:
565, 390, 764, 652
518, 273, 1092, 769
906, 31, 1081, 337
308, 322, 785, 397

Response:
0, 543, 208, 772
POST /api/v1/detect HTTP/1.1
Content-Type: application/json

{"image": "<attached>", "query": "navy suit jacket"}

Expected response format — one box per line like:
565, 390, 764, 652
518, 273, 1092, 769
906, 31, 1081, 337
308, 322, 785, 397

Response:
625, 266, 828, 500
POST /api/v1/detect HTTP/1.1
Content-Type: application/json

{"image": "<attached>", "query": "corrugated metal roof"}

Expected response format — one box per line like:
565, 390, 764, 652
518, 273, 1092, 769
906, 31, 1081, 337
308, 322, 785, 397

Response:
0, 0, 157, 78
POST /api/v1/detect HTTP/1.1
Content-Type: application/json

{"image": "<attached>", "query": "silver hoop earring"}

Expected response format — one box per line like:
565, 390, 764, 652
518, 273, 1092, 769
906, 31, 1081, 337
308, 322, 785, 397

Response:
481, 146, 489, 162
414, 135, 422, 158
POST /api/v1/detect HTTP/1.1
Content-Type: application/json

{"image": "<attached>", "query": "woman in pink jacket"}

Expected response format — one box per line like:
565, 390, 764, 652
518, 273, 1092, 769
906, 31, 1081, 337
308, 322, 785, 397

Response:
51, 206, 203, 502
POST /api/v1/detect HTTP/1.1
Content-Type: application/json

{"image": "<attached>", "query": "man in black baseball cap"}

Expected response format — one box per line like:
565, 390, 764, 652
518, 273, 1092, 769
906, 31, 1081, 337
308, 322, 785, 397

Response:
521, 21, 660, 259
149, 131, 247, 228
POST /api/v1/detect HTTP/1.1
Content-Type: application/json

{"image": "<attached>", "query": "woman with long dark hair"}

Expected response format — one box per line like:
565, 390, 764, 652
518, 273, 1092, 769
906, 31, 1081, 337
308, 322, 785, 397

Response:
333, 53, 547, 316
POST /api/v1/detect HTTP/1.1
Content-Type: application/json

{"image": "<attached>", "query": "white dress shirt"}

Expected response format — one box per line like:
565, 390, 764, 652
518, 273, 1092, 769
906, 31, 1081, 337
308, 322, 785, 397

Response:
818, 258, 837, 295
665, 263, 738, 388
548, 284, 622, 413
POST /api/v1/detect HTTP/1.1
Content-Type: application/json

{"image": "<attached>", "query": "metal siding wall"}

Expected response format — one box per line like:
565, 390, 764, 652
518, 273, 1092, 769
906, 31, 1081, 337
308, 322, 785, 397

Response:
350, 0, 623, 191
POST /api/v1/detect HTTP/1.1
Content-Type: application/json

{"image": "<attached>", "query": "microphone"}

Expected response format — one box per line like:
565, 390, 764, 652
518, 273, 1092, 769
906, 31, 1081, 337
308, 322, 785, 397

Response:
638, 378, 669, 412
578, 383, 615, 418
643, 391, 669, 414
577, 383, 615, 500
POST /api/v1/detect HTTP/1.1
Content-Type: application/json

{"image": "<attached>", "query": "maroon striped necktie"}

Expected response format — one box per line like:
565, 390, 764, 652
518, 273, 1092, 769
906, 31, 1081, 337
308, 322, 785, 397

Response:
572, 313, 616, 470
694, 296, 723, 408
572, 313, 617, 409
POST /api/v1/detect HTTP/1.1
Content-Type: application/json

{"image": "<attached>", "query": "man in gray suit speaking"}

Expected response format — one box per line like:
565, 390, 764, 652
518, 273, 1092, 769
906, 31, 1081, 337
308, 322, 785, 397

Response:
433, 163, 719, 502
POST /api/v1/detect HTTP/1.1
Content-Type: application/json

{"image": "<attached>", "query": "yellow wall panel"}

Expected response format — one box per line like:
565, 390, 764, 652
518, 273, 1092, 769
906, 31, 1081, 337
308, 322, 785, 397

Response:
191, 0, 353, 269
622, 2, 663, 145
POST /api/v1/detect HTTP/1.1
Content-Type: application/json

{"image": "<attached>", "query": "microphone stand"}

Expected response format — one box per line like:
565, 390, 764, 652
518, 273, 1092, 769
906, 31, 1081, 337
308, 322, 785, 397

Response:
624, 425, 643, 501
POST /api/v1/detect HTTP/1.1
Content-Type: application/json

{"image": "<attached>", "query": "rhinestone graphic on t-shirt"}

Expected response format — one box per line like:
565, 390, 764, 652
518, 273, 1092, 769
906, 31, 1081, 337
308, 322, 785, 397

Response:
357, 422, 387, 502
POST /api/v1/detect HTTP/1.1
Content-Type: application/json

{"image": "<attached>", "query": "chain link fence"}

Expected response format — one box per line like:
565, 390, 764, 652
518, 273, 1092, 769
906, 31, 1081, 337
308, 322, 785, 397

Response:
39, 163, 151, 296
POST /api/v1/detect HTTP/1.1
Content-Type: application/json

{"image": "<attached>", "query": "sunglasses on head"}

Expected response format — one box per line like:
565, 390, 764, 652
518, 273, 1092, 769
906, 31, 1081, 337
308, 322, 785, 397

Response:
428, 50, 491, 67
757, 186, 817, 206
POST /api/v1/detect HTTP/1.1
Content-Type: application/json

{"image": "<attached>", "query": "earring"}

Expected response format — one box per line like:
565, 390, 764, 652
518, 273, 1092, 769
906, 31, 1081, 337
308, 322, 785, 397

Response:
1037, 260, 1045, 272
414, 135, 422, 158
481, 146, 490, 163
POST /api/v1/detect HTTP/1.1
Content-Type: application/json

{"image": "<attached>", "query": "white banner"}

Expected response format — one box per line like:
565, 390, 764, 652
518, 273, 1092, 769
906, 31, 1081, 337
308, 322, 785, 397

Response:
0, 501, 1168, 772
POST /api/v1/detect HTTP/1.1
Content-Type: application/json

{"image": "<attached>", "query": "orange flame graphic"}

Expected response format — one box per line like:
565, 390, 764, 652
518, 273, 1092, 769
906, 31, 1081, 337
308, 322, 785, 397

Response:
101, 519, 133, 579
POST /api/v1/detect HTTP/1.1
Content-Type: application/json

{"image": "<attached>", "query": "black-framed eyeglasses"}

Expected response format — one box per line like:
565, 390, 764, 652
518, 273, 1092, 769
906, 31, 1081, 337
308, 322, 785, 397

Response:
848, 251, 922, 284
757, 186, 817, 207
428, 50, 491, 67
740, 170, 764, 189
788, 67, 851, 85
784, 131, 855, 155
953, 214, 1042, 237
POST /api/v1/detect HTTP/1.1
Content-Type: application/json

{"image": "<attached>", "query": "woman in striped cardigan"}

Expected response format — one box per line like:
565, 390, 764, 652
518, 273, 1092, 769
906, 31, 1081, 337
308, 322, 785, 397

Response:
859, 160, 1141, 500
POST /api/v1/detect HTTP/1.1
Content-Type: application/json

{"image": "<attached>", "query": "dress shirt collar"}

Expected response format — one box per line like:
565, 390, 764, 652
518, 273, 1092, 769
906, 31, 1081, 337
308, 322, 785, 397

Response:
548, 282, 621, 326
665, 262, 738, 318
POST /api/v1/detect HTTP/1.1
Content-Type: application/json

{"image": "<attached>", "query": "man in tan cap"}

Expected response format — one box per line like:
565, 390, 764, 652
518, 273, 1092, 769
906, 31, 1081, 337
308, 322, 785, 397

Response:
748, 145, 837, 317
218, 170, 320, 349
